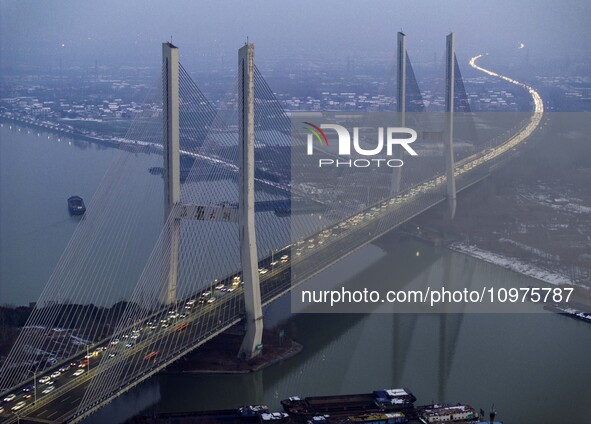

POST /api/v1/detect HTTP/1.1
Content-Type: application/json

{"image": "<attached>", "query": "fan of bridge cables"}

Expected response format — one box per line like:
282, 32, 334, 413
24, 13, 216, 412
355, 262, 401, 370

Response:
74, 62, 317, 415
0, 70, 169, 393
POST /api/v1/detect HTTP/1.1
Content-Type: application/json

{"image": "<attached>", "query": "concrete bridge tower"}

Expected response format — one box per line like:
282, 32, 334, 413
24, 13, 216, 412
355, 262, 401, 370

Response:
162, 41, 181, 304
237, 43, 264, 360
391, 31, 406, 195
444, 33, 457, 220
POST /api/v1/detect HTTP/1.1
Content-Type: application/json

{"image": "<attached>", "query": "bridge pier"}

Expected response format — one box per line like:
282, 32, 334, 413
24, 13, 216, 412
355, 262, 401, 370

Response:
162, 42, 181, 304
238, 43, 264, 360
444, 33, 457, 220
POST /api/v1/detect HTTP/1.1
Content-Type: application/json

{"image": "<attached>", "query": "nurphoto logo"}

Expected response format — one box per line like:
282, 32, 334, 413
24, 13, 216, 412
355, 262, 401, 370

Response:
304, 122, 418, 168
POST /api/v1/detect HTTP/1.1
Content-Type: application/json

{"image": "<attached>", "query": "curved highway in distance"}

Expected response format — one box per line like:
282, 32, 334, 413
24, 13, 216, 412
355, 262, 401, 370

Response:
0, 54, 545, 424
466, 54, 544, 157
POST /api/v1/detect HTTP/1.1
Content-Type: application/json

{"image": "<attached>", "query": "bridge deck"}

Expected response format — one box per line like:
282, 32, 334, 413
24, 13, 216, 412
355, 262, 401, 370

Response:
0, 55, 543, 424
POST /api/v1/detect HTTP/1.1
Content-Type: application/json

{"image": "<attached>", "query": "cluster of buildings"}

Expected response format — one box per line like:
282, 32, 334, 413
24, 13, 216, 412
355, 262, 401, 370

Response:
1, 58, 577, 131
0, 95, 155, 121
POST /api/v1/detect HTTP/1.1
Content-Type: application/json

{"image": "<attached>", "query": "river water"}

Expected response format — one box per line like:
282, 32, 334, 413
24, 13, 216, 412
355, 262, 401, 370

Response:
1, 123, 590, 424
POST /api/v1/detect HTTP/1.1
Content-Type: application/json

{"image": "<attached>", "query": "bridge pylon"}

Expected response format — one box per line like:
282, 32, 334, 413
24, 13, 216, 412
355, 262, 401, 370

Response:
444, 33, 457, 220
162, 41, 181, 304
237, 43, 264, 360
390, 31, 406, 195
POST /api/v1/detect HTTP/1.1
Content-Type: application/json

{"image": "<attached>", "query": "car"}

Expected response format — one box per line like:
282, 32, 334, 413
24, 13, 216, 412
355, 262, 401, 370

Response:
179, 314, 186, 318
79, 359, 89, 368
270, 260, 278, 266
144, 351, 159, 361
161, 323, 169, 328
215, 283, 225, 290
202, 291, 211, 297
280, 255, 289, 262
258, 268, 268, 274
11, 401, 26, 412
42, 386, 55, 395
207, 297, 217, 304
23, 393, 33, 400
111, 339, 120, 345
59, 365, 71, 373
73, 369, 85, 377
50, 371, 61, 379
22, 385, 34, 393
227, 287, 236, 292
3, 394, 16, 402
125, 343, 134, 348
0, 406, 4, 414
130, 334, 139, 340
108, 353, 117, 358
70, 361, 78, 367
186, 299, 196, 306
38, 376, 51, 384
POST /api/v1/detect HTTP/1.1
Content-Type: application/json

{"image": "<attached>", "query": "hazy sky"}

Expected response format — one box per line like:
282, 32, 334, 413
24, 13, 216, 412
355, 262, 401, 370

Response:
1, 0, 589, 68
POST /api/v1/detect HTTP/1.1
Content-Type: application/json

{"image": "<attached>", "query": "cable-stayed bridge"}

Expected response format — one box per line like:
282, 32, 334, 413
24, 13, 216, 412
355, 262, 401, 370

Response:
0, 33, 543, 423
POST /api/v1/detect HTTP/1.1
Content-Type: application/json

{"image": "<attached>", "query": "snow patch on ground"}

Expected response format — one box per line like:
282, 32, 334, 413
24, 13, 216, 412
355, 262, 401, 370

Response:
498, 238, 559, 260
563, 203, 591, 214
521, 191, 591, 215
450, 242, 582, 287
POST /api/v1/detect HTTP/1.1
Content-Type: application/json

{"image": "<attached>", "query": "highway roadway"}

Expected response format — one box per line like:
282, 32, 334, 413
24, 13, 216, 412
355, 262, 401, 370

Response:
0, 54, 543, 424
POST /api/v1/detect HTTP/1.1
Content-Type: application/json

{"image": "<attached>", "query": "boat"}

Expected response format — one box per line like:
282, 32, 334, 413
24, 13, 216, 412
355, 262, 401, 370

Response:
68, 196, 86, 215
281, 388, 417, 416
132, 388, 498, 424
418, 403, 480, 423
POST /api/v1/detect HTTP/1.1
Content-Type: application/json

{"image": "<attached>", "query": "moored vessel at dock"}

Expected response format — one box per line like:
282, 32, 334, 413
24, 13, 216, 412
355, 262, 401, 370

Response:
131, 388, 497, 424
281, 388, 417, 417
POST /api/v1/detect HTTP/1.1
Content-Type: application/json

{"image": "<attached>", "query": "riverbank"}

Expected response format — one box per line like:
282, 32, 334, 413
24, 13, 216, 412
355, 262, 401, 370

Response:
1, 113, 120, 147
450, 242, 574, 286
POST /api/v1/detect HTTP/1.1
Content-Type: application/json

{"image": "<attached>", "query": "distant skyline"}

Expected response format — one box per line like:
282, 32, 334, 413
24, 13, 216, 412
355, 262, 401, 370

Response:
1, 0, 590, 69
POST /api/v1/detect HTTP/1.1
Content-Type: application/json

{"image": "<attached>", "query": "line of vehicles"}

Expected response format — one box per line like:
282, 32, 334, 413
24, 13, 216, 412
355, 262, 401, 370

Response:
290, 54, 543, 264
1, 103, 540, 415
4, 94, 541, 418
0, 139, 524, 416
0, 253, 294, 418
1, 54, 541, 423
